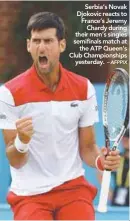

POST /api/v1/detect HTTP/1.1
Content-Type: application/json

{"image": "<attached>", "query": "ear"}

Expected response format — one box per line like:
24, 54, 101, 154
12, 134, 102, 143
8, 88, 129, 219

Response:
60, 39, 66, 53
27, 39, 31, 53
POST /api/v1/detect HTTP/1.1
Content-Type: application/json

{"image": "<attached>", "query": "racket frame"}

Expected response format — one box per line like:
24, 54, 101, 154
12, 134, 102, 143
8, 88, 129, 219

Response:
97, 68, 129, 213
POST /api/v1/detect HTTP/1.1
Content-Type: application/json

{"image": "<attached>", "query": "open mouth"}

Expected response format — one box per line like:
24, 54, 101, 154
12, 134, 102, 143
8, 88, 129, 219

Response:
39, 56, 48, 66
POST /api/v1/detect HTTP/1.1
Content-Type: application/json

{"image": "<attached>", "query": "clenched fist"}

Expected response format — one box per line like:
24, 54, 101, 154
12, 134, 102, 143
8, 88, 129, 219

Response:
16, 117, 34, 144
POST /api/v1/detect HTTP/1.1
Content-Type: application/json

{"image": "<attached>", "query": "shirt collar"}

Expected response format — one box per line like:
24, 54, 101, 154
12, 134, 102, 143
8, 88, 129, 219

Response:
30, 63, 68, 92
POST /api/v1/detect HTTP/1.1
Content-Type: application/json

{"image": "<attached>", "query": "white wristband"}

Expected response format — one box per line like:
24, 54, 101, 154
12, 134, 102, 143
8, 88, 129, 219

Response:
14, 135, 29, 153
95, 155, 104, 172
95, 155, 100, 169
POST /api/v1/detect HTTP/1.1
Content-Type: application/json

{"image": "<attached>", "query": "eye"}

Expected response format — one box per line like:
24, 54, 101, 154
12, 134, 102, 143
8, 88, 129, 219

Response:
44, 39, 53, 44
33, 39, 41, 44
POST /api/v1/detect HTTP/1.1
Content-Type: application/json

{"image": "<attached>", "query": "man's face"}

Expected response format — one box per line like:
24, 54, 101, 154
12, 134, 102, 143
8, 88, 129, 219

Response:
27, 28, 66, 75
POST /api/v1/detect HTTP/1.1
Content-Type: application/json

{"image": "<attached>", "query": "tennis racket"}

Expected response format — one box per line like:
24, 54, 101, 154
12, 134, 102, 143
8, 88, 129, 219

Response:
97, 68, 129, 213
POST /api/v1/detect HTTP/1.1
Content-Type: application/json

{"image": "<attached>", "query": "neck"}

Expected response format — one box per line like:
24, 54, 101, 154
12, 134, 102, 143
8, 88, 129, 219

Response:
35, 63, 60, 91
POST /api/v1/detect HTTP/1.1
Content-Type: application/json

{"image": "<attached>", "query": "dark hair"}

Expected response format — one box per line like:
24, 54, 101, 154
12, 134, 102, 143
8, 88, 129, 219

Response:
124, 128, 129, 138
27, 12, 65, 40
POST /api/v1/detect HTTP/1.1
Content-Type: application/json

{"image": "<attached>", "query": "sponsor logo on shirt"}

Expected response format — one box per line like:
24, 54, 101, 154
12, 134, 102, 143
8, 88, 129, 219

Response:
70, 102, 78, 107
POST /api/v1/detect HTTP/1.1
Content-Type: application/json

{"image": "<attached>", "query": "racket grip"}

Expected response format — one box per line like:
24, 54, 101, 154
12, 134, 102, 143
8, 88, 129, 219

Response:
97, 170, 111, 213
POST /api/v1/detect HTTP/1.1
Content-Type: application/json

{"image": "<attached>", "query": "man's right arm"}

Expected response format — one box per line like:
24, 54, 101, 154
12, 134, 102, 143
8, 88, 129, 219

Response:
2, 117, 34, 169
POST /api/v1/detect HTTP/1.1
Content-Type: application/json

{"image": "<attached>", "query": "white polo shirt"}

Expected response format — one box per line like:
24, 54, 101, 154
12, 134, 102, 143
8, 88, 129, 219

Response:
0, 64, 99, 195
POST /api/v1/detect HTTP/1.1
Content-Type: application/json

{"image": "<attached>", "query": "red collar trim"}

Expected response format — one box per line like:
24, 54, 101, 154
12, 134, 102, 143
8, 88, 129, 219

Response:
30, 63, 68, 91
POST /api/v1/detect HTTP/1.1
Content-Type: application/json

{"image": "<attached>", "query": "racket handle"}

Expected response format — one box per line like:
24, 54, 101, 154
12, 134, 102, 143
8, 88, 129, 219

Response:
97, 170, 111, 213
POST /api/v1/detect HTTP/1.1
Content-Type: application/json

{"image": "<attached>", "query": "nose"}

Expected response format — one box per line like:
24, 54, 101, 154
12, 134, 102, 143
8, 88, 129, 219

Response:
38, 41, 46, 52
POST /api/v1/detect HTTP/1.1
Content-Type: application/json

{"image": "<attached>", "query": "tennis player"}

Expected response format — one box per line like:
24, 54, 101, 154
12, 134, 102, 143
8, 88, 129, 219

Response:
0, 12, 120, 220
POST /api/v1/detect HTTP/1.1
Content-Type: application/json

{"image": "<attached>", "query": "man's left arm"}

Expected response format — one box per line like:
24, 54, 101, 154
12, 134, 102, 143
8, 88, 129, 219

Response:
79, 125, 120, 171
79, 80, 120, 171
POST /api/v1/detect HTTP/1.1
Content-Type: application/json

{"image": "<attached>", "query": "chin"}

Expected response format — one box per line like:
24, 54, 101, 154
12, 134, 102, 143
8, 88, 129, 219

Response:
40, 68, 50, 75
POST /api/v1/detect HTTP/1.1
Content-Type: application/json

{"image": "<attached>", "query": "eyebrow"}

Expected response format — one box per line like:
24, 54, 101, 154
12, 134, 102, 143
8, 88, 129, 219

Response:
32, 37, 54, 40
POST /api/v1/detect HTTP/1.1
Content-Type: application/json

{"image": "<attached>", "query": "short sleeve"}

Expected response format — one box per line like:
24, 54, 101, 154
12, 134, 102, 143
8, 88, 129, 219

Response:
0, 85, 18, 129
79, 80, 99, 127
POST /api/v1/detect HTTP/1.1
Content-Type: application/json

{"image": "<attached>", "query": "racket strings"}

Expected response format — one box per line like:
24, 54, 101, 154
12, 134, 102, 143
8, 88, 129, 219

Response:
106, 71, 128, 140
